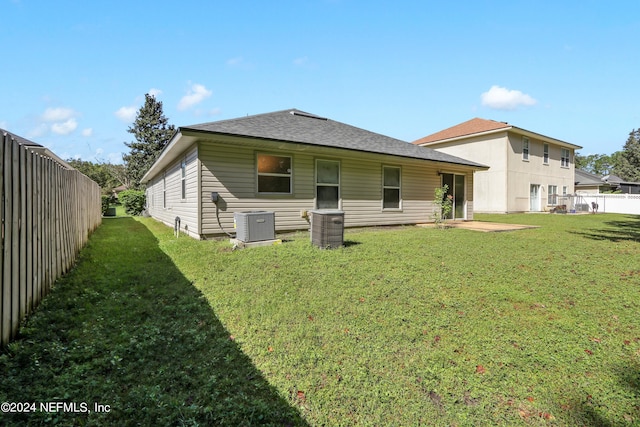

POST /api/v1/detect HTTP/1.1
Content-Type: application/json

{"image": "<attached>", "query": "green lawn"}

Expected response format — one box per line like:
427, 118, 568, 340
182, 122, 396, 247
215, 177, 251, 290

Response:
1, 213, 639, 426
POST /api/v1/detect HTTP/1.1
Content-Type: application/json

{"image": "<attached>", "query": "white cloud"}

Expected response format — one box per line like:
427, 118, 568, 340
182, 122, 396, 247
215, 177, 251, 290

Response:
148, 88, 163, 97
82, 128, 93, 137
226, 56, 244, 66
27, 123, 48, 138
51, 118, 78, 135
480, 85, 537, 110
115, 106, 137, 122
42, 107, 76, 122
107, 152, 124, 164
178, 83, 212, 111
293, 56, 309, 66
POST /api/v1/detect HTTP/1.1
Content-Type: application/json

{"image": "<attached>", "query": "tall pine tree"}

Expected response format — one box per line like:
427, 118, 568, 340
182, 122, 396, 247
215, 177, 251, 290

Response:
615, 129, 640, 182
123, 94, 175, 189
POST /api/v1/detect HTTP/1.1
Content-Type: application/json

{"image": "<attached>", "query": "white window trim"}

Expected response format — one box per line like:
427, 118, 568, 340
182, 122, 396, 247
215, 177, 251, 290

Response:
543, 143, 549, 165
162, 172, 166, 209
315, 159, 341, 209
382, 165, 402, 210
181, 157, 187, 200
256, 153, 293, 195
561, 148, 570, 168
548, 185, 558, 205
522, 137, 530, 161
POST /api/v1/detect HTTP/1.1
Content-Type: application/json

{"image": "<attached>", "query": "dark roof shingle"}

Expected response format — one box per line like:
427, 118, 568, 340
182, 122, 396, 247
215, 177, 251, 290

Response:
182, 109, 486, 168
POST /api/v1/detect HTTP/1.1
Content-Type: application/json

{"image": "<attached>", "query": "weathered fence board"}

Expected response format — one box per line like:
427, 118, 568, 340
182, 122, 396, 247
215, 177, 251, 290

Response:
1, 131, 101, 346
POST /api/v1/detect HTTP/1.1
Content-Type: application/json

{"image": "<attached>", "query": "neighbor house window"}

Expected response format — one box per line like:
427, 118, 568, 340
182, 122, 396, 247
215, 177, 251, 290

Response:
316, 159, 340, 209
382, 166, 401, 209
181, 158, 187, 200
543, 143, 549, 164
561, 148, 570, 167
257, 154, 292, 194
548, 185, 558, 205
522, 137, 530, 161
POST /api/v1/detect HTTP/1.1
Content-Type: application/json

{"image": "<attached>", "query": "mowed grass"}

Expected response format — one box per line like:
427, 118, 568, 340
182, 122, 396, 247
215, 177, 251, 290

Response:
2, 213, 640, 426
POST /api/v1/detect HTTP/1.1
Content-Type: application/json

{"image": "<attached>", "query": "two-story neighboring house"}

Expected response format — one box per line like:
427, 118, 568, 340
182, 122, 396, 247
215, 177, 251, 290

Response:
413, 118, 582, 213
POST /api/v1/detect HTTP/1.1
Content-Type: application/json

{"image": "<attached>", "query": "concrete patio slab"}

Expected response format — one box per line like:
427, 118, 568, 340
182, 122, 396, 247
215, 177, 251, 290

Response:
418, 221, 539, 232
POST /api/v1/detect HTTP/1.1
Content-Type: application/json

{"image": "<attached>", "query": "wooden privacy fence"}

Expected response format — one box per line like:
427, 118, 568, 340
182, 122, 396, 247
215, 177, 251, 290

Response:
1, 131, 102, 346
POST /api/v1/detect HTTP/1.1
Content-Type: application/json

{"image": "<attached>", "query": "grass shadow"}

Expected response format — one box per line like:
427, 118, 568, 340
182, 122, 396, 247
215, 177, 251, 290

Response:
564, 360, 640, 426
0, 217, 308, 426
569, 215, 640, 242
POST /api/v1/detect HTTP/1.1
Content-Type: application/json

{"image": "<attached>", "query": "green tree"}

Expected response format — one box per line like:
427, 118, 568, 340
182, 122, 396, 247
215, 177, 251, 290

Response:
67, 159, 123, 194
614, 129, 640, 181
574, 153, 618, 176
122, 94, 175, 189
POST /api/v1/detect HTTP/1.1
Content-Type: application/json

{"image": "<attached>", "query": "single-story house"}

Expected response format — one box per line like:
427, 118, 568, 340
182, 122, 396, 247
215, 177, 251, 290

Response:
574, 169, 617, 194
413, 118, 582, 213
575, 170, 640, 194
140, 109, 488, 239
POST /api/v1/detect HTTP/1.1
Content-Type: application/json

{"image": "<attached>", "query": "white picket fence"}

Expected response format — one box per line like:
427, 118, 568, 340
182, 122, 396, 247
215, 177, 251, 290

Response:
571, 193, 640, 215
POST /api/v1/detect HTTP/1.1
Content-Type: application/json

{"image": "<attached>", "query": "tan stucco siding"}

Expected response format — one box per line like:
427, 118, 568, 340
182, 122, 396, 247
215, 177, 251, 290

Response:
427, 134, 508, 213
197, 138, 467, 237
506, 133, 575, 212
145, 144, 199, 237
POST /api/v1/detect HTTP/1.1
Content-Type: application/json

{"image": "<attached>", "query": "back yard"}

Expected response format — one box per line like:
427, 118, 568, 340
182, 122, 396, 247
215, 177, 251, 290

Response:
1, 213, 639, 426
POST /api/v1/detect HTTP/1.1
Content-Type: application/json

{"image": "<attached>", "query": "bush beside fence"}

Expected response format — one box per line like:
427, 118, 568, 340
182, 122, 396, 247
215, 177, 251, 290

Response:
1, 132, 102, 346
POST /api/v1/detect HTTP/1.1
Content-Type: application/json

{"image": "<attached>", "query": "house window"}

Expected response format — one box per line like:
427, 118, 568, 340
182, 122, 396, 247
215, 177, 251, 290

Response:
522, 137, 530, 161
562, 186, 567, 196
257, 154, 292, 194
181, 158, 187, 200
543, 144, 549, 164
163, 173, 166, 208
548, 185, 558, 205
561, 148, 570, 167
316, 159, 340, 209
382, 166, 401, 209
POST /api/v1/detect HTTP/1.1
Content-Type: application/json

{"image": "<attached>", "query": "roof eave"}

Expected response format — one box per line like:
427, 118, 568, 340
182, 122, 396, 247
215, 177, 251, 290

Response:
179, 127, 489, 170
419, 125, 582, 150
417, 126, 513, 146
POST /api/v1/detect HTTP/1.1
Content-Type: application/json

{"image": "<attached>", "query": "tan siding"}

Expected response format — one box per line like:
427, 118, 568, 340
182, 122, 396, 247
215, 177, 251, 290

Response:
195, 138, 470, 237
146, 144, 199, 237
140, 135, 480, 238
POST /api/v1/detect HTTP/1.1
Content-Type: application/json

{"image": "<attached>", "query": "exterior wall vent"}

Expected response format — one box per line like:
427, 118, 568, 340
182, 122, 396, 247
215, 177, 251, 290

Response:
234, 211, 276, 242
310, 210, 344, 249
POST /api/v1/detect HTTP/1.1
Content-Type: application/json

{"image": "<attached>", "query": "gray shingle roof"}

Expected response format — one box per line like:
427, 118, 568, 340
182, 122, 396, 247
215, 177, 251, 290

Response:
575, 169, 605, 186
181, 109, 487, 168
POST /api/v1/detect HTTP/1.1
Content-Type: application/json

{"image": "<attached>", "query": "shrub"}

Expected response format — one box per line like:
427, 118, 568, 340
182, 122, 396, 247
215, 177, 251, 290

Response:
432, 185, 453, 228
101, 195, 111, 216
119, 190, 146, 216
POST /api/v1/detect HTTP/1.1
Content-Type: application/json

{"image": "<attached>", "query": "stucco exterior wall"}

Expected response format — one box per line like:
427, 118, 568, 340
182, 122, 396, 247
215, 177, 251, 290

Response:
422, 134, 509, 213
506, 133, 575, 212
426, 130, 576, 213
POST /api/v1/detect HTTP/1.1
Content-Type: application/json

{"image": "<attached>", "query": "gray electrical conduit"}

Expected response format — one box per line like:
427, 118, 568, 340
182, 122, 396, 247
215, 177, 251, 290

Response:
215, 201, 235, 238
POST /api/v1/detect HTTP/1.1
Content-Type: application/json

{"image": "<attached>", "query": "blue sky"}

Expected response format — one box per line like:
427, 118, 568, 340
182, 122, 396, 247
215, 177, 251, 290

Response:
2, 0, 639, 164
